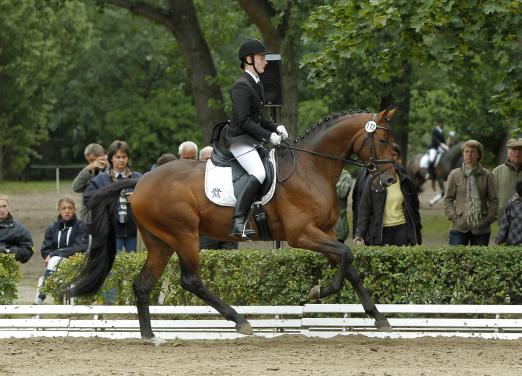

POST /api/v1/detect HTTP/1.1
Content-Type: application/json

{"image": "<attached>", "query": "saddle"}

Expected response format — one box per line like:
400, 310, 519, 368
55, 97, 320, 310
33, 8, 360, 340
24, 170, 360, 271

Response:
207, 121, 275, 240
210, 121, 274, 200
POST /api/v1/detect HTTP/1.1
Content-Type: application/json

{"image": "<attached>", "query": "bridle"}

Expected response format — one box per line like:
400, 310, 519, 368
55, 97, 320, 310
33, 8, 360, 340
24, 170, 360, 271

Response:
276, 114, 394, 182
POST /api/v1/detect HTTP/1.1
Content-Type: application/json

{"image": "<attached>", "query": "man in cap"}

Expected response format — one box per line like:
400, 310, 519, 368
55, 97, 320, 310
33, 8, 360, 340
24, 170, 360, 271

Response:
492, 138, 522, 218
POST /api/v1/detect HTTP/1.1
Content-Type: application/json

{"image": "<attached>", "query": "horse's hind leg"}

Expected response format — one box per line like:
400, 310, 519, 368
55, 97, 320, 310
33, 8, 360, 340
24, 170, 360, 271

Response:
177, 245, 253, 335
134, 228, 174, 340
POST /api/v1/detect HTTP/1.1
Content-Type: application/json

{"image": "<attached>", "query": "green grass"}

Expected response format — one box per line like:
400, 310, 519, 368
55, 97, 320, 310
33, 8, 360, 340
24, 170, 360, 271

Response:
0, 180, 74, 194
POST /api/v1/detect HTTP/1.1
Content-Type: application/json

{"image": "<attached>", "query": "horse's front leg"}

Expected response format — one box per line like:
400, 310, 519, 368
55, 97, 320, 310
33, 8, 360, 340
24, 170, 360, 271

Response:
287, 226, 353, 299
288, 226, 391, 331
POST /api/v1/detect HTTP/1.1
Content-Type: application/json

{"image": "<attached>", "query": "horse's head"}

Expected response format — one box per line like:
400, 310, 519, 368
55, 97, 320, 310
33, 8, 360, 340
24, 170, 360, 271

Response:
353, 108, 397, 187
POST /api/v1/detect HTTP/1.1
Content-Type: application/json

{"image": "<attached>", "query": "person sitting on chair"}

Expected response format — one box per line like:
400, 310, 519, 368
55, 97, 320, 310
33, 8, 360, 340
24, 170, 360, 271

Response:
35, 196, 88, 304
427, 120, 448, 179
224, 39, 288, 239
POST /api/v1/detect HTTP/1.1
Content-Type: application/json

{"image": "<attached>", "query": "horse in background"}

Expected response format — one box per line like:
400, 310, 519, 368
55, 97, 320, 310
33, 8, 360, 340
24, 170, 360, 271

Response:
407, 142, 463, 206
71, 109, 397, 340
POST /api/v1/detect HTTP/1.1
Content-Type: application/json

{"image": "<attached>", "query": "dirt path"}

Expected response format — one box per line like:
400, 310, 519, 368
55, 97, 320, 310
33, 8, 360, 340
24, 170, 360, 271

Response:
0, 335, 520, 375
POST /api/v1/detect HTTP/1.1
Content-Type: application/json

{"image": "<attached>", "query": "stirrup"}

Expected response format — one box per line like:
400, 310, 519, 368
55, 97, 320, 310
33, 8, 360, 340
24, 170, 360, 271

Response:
230, 218, 256, 239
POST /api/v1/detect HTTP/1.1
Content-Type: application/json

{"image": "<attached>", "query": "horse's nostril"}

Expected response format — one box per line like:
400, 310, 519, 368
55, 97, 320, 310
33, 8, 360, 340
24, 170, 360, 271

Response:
387, 177, 395, 186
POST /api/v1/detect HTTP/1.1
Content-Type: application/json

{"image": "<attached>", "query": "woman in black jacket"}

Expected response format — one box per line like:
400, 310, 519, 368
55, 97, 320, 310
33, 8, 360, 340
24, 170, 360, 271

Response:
354, 144, 422, 246
0, 194, 33, 263
36, 196, 88, 304
225, 39, 289, 239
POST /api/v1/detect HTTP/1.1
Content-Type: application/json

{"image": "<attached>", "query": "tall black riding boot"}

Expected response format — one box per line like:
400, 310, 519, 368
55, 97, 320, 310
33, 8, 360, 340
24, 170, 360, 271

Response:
230, 175, 261, 239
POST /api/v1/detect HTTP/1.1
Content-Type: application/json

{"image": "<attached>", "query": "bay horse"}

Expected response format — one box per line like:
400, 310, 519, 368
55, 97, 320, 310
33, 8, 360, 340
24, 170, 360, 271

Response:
407, 142, 463, 206
71, 109, 397, 339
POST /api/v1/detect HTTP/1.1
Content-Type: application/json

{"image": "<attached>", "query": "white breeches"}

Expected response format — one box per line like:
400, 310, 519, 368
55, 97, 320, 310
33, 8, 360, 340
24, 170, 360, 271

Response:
230, 142, 266, 184
428, 148, 438, 163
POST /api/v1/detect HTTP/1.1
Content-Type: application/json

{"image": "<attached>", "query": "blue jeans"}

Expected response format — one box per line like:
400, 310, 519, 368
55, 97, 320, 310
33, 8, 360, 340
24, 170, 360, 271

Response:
116, 236, 137, 253
449, 230, 490, 246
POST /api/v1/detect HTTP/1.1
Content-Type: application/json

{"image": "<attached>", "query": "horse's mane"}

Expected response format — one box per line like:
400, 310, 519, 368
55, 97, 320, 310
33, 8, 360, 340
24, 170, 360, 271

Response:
292, 109, 373, 145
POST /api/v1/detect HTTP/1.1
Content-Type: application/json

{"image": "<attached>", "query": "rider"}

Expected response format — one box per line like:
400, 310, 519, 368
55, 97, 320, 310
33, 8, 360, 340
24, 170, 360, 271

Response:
427, 120, 448, 179
225, 39, 289, 239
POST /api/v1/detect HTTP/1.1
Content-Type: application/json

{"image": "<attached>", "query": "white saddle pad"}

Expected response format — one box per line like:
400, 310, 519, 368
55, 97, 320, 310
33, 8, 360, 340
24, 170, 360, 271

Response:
204, 149, 277, 207
420, 153, 429, 169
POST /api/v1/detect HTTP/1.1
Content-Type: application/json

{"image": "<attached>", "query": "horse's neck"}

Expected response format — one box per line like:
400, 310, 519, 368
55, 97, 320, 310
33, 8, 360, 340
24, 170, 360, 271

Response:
299, 115, 365, 181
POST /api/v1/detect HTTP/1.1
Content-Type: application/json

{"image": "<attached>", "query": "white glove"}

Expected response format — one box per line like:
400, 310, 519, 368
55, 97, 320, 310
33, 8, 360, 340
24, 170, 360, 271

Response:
276, 125, 289, 140
269, 132, 282, 146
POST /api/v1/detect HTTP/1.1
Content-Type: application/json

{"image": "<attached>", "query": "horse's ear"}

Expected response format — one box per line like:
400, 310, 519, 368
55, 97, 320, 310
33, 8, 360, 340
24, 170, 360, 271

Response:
380, 106, 398, 122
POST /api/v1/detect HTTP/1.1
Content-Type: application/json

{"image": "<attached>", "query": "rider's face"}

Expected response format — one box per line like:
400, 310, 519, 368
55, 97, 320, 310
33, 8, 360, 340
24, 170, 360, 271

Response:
508, 147, 522, 167
248, 54, 267, 74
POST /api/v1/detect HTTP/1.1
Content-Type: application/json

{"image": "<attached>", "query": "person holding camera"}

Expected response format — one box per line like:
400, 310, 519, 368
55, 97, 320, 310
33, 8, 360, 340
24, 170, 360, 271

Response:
84, 140, 142, 252
72, 143, 107, 222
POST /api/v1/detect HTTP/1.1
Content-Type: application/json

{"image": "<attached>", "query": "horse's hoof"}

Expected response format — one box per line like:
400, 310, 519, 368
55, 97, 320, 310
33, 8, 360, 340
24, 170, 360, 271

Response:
375, 318, 393, 332
308, 285, 321, 301
145, 337, 167, 347
236, 321, 253, 335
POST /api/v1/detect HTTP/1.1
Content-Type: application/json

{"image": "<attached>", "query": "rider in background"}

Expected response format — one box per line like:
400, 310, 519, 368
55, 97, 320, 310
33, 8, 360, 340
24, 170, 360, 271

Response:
427, 120, 448, 179
224, 39, 288, 239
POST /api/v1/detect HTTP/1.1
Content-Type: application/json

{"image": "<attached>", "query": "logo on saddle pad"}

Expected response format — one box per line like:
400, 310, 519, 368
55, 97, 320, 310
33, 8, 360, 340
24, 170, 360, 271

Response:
211, 187, 222, 198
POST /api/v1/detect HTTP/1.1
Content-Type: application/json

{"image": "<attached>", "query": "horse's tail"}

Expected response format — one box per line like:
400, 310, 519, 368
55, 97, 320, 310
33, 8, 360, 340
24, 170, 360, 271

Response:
70, 179, 138, 297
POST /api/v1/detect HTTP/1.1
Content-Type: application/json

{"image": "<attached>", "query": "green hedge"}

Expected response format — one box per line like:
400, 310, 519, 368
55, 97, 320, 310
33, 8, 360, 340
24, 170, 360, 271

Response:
0, 254, 21, 304
45, 246, 522, 305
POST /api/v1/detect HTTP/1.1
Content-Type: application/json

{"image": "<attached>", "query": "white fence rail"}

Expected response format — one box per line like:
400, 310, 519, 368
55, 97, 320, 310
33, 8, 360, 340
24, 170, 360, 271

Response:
1, 304, 521, 340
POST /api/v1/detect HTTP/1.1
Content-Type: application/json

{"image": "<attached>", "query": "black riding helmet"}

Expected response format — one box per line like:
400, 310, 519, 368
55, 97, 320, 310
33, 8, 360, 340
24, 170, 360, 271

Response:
238, 39, 268, 74
238, 39, 268, 61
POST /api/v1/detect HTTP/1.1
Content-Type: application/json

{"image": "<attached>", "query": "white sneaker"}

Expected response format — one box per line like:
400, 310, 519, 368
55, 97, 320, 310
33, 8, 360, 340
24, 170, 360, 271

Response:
34, 297, 44, 305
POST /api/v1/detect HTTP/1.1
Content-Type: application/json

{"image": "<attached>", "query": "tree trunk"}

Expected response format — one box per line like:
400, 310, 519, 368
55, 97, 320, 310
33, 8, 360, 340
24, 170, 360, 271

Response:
107, 0, 226, 141
166, 1, 226, 141
380, 62, 412, 161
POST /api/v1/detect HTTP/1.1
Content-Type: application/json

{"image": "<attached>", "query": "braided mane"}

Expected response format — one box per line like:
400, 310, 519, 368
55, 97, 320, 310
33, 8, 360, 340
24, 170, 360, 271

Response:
292, 109, 373, 145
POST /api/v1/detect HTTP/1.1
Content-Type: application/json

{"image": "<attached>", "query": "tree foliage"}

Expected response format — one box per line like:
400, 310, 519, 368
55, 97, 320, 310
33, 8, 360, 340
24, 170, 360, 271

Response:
0, 0, 90, 179
303, 0, 521, 160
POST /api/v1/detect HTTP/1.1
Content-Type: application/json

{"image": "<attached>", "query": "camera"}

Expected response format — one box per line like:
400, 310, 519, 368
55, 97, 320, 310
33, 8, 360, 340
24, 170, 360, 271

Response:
118, 189, 131, 224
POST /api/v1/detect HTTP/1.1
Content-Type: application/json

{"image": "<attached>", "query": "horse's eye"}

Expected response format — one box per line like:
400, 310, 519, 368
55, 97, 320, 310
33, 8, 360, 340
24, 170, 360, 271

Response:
379, 139, 387, 145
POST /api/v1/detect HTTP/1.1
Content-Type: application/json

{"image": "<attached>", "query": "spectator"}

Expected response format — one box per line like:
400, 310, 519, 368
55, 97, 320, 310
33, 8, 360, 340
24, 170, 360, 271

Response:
156, 153, 177, 166
35, 196, 88, 304
492, 138, 522, 218
84, 140, 142, 252
443, 140, 498, 246
354, 143, 422, 246
334, 169, 353, 243
72, 143, 107, 221
495, 180, 522, 245
0, 194, 33, 263
351, 167, 371, 239
199, 146, 213, 162
179, 141, 198, 160
199, 237, 238, 251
